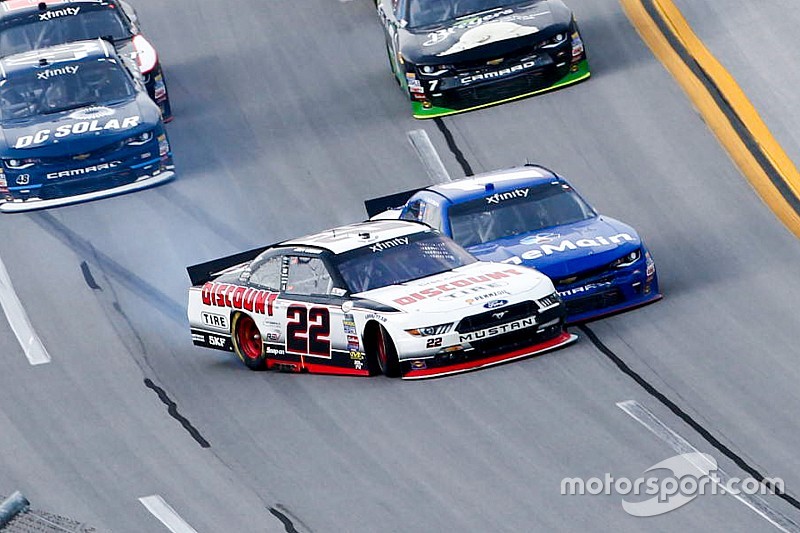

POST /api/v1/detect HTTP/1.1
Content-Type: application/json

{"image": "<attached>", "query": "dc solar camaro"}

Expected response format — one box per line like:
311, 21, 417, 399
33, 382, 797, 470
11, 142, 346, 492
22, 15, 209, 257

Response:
377, 0, 589, 118
366, 166, 661, 323
187, 220, 577, 380
0, 40, 174, 212
0, 0, 172, 120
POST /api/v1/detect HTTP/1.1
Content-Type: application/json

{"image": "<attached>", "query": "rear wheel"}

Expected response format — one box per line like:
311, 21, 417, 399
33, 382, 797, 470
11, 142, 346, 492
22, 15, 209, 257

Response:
231, 312, 266, 370
374, 325, 400, 377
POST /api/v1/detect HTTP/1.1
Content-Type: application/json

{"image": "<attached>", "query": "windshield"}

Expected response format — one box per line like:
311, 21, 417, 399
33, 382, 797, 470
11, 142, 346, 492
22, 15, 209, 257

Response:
406, 0, 528, 29
449, 182, 597, 247
0, 58, 134, 121
0, 7, 132, 56
335, 232, 476, 293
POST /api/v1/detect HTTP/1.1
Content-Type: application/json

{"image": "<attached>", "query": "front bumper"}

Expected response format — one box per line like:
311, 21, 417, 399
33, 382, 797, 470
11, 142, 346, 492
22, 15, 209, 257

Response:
410, 58, 590, 119
0, 164, 174, 213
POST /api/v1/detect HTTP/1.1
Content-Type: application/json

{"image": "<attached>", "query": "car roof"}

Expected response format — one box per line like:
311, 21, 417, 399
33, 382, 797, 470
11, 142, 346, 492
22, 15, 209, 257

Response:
0, 0, 111, 20
281, 219, 432, 255
426, 165, 561, 204
0, 39, 113, 78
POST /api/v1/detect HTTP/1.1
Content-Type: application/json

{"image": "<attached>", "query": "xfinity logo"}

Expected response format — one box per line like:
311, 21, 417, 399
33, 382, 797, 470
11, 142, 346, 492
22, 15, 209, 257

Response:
36, 65, 79, 80
39, 6, 80, 21
371, 236, 408, 253
486, 188, 529, 204
461, 62, 536, 85
459, 316, 536, 343
47, 161, 121, 180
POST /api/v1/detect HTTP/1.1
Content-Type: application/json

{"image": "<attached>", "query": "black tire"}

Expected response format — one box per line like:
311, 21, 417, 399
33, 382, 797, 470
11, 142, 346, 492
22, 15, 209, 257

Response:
374, 324, 400, 377
231, 312, 266, 370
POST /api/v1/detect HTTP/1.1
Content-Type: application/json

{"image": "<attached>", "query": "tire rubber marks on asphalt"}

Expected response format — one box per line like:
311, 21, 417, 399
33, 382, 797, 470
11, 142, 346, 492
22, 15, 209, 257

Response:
0, 255, 50, 365
617, 400, 799, 533
139, 495, 198, 533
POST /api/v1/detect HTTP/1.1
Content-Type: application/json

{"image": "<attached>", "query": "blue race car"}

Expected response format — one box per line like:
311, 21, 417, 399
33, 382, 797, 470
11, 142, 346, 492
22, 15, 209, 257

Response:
0, 39, 174, 212
366, 165, 661, 323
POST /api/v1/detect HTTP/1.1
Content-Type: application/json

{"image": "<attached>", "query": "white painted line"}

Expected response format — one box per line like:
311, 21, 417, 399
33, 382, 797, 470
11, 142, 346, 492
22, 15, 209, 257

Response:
617, 400, 799, 533
139, 495, 198, 533
0, 255, 50, 365
407, 129, 452, 184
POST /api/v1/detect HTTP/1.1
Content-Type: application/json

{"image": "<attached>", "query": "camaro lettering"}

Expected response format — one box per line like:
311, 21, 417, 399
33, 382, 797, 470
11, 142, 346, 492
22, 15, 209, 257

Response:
36, 65, 79, 80
393, 269, 524, 306
38, 6, 80, 21
14, 116, 141, 148
46, 161, 120, 180
460, 62, 536, 85
201, 282, 278, 316
371, 236, 408, 252
502, 234, 637, 264
486, 188, 529, 204
459, 317, 537, 342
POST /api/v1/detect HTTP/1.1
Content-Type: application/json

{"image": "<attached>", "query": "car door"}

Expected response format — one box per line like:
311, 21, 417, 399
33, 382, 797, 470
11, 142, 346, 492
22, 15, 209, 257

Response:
282, 254, 362, 373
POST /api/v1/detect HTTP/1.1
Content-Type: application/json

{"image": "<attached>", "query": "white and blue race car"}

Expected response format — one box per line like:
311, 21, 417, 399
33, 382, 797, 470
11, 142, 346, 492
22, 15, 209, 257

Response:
366, 165, 661, 323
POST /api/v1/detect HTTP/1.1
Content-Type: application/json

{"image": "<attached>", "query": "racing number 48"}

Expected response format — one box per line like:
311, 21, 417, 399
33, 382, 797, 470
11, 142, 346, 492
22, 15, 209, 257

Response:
286, 305, 331, 357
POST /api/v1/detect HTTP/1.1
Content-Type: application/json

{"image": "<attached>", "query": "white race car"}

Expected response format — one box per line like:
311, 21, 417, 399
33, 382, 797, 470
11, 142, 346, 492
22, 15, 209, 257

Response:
187, 220, 576, 379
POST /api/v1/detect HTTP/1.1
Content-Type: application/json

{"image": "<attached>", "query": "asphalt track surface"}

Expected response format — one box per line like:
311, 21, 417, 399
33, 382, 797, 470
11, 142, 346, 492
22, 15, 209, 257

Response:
0, 0, 799, 531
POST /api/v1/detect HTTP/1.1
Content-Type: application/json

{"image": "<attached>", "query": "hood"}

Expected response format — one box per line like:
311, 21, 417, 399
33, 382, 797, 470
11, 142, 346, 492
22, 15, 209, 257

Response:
466, 217, 642, 278
356, 261, 548, 314
401, 0, 571, 65
0, 94, 160, 157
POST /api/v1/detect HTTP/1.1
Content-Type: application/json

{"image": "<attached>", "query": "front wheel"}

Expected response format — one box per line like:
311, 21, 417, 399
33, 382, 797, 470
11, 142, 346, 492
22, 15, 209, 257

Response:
231, 312, 266, 370
374, 325, 400, 377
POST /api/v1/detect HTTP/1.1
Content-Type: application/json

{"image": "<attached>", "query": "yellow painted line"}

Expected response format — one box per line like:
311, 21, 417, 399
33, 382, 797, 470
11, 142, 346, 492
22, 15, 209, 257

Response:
620, 0, 800, 238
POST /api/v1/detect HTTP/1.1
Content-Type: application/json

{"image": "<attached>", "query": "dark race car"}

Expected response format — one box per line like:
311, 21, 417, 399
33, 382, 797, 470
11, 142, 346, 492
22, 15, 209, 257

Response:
366, 166, 661, 323
0, 40, 174, 212
377, 0, 589, 118
0, 0, 172, 120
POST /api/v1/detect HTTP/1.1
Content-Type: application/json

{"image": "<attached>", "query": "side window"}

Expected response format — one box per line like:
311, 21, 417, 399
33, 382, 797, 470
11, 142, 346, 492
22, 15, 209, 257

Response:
285, 256, 339, 296
248, 254, 283, 290
401, 200, 423, 222
420, 200, 443, 231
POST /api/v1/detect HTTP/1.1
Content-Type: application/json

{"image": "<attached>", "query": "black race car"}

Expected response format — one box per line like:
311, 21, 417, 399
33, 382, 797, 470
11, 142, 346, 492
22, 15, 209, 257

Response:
0, 0, 172, 121
377, 0, 589, 118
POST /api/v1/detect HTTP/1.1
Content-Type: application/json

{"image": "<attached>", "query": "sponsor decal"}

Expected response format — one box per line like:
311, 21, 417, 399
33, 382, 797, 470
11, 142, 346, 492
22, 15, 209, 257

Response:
201, 282, 278, 316
69, 106, 115, 120
347, 334, 360, 352
423, 9, 548, 47
483, 299, 508, 309
365, 312, 387, 323
208, 335, 227, 348
354, 360, 363, 370
265, 344, 286, 357
36, 64, 79, 80
465, 290, 510, 305
15, 174, 30, 185
503, 234, 637, 264
47, 161, 120, 180
458, 317, 536, 343
343, 313, 357, 334
410, 360, 427, 370
461, 61, 538, 85
520, 233, 560, 245
486, 188, 529, 204
38, 6, 80, 21
265, 332, 281, 342
350, 350, 365, 361
558, 282, 613, 298
370, 236, 408, 253
392, 269, 524, 306
13, 116, 142, 148
201, 312, 228, 329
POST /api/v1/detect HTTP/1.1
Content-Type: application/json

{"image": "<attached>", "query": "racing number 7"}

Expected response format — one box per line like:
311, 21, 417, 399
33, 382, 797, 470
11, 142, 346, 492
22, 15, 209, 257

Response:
286, 305, 331, 358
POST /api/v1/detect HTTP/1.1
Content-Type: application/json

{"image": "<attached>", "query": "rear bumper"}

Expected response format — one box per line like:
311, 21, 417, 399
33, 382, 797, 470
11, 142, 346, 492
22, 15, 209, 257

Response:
401, 331, 577, 380
0, 169, 174, 213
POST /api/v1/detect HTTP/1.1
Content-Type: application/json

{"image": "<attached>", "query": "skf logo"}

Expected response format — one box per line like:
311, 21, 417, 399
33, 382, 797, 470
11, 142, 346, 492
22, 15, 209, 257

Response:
520, 233, 560, 245
15, 174, 30, 185
208, 336, 226, 347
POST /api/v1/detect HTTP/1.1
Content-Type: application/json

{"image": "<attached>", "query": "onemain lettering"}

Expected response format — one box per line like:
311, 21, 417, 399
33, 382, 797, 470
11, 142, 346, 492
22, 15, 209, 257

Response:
201, 282, 278, 316
487, 188, 529, 204
14, 116, 141, 148
47, 161, 120, 180
459, 316, 536, 343
393, 268, 524, 306
502, 234, 636, 264
36, 65, 79, 80
371, 236, 408, 252
39, 6, 80, 21
461, 62, 536, 85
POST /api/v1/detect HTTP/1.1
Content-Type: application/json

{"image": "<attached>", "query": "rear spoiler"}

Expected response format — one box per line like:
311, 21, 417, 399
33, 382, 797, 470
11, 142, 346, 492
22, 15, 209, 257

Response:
186, 245, 272, 286
364, 187, 423, 218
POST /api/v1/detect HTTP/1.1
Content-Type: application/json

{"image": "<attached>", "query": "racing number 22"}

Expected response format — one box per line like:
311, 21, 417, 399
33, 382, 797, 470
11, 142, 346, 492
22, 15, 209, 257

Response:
286, 305, 331, 357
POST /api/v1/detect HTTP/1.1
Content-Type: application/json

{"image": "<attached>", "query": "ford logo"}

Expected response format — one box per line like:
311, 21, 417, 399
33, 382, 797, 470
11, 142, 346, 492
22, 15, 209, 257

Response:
484, 299, 508, 309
